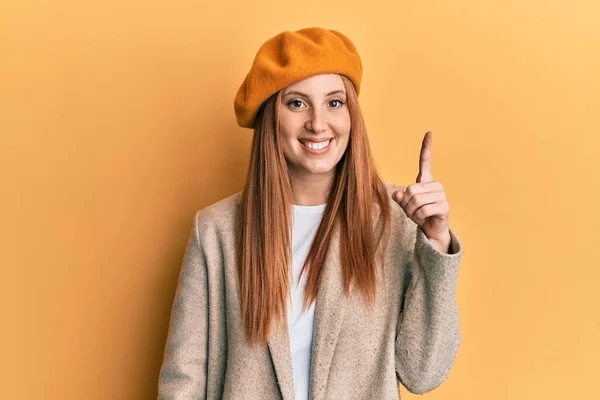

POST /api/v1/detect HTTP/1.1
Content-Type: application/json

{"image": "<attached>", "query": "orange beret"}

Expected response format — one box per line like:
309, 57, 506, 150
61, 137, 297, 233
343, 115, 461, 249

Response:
233, 27, 363, 129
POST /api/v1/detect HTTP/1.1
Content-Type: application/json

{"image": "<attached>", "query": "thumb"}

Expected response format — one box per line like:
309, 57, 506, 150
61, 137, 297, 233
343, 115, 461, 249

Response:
392, 188, 405, 204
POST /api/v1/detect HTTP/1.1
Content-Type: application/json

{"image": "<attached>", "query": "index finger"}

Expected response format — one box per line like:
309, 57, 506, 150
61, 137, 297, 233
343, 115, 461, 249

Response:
417, 131, 433, 183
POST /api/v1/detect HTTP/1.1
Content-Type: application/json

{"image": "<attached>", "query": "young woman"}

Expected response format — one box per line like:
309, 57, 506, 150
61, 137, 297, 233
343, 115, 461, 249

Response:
158, 27, 464, 400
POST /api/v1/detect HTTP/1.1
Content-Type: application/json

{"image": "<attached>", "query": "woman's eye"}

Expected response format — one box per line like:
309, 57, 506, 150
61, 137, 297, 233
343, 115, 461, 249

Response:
330, 99, 345, 108
287, 98, 345, 109
287, 100, 304, 109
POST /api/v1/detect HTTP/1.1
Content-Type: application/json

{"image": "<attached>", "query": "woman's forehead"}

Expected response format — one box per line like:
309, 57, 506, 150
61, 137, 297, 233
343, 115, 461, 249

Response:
282, 74, 345, 96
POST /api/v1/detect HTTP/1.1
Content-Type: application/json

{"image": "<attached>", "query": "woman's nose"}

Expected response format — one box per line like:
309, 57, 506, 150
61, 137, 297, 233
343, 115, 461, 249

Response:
305, 108, 327, 133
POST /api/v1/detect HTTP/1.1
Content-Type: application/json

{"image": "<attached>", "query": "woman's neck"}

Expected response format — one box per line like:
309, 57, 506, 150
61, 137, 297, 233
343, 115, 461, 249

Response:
289, 171, 334, 206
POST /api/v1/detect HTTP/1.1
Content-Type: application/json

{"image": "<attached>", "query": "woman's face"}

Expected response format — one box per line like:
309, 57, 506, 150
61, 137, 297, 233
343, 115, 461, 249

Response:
278, 73, 351, 181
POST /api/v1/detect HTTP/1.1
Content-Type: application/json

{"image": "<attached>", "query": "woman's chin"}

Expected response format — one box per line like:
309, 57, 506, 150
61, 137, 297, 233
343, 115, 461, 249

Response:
301, 162, 336, 176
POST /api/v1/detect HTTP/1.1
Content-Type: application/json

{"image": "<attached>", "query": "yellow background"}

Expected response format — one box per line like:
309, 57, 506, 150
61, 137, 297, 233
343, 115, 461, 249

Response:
2, 0, 599, 399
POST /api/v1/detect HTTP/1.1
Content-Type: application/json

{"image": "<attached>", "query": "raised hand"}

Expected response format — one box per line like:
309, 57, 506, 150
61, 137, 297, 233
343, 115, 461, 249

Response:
392, 131, 451, 253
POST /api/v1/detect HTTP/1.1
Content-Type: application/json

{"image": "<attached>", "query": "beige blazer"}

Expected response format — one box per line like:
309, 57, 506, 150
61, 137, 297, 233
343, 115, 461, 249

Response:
158, 183, 465, 399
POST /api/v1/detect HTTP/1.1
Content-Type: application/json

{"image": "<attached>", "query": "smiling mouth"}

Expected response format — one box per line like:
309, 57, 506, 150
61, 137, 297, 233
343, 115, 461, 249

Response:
298, 139, 333, 151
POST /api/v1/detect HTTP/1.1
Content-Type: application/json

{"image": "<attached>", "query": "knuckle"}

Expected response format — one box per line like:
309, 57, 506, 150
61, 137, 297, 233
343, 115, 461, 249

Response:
416, 206, 424, 218
408, 195, 418, 208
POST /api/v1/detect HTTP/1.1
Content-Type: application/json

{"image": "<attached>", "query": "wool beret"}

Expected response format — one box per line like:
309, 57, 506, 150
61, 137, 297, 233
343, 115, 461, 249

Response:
233, 27, 363, 129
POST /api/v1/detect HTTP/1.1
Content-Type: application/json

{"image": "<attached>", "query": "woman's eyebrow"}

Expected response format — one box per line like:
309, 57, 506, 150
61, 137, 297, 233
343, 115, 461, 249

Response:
282, 90, 346, 97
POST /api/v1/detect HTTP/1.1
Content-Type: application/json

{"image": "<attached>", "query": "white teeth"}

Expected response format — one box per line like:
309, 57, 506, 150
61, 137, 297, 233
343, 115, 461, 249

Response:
301, 139, 331, 150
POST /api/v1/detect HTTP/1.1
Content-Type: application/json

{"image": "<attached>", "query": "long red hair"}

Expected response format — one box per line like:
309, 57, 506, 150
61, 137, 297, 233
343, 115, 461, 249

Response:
235, 75, 391, 346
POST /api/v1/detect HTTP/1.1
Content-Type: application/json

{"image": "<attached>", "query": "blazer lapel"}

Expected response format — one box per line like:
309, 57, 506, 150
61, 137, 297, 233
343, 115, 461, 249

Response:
308, 220, 349, 400
266, 221, 347, 400
268, 205, 382, 400
308, 203, 384, 399
267, 310, 296, 400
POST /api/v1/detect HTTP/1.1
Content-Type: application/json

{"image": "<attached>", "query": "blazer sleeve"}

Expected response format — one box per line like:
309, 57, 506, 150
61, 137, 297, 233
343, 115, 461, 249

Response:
395, 224, 464, 394
158, 210, 208, 399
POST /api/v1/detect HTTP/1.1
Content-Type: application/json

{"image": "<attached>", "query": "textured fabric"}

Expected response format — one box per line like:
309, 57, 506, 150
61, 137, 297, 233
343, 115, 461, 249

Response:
157, 183, 465, 400
233, 27, 363, 129
288, 203, 327, 400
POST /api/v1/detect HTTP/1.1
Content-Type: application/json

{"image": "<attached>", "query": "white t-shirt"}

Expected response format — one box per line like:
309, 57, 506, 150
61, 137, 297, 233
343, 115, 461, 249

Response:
287, 203, 327, 400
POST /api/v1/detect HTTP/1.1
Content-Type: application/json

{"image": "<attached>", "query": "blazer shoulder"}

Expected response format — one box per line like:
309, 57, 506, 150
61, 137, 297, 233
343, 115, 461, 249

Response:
193, 191, 241, 232
384, 181, 406, 196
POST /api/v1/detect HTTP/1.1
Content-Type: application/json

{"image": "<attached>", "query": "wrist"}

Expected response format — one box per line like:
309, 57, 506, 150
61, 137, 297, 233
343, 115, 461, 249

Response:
429, 232, 452, 254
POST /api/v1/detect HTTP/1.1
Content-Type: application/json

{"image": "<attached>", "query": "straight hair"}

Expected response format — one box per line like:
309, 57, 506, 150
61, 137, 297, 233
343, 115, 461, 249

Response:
235, 75, 391, 346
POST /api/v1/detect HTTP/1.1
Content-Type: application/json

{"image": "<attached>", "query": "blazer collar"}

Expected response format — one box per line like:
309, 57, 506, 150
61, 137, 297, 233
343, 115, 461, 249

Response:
267, 204, 383, 400
267, 219, 348, 400
308, 219, 348, 400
